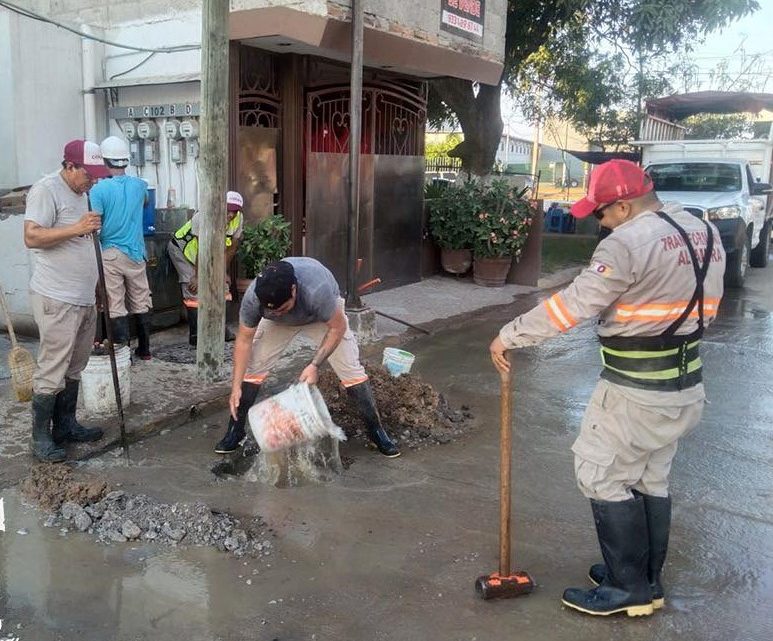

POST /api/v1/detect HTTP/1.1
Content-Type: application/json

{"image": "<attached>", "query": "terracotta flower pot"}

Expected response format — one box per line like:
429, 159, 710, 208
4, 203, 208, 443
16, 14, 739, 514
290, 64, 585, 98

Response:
473, 256, 513, 287
441, 248, 473, 274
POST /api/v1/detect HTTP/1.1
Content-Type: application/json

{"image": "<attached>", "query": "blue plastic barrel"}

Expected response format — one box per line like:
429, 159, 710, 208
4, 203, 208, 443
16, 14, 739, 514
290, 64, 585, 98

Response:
143, 187, 156, 236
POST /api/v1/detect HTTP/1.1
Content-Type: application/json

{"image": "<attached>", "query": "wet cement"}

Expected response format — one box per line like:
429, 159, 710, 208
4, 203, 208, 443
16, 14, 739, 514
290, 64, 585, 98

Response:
1, 268, 772, 640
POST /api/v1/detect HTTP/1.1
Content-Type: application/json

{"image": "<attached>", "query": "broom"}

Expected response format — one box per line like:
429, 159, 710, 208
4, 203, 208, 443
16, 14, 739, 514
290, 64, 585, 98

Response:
0, 282, 35, 402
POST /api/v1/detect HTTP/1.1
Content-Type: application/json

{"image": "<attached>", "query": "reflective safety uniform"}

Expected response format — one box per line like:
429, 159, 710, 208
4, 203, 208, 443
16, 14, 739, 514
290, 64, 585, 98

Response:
173, 211, 243, 264
499, 202, 725, 501
167, 211, 243, 306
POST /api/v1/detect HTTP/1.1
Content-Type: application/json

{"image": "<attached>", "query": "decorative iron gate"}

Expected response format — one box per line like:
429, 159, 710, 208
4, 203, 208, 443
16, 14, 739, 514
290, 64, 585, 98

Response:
305, 80, 427, 290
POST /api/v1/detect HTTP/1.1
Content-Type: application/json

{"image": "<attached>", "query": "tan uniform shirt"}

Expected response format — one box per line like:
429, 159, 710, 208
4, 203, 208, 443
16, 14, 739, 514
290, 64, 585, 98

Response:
500, 202, 726, 405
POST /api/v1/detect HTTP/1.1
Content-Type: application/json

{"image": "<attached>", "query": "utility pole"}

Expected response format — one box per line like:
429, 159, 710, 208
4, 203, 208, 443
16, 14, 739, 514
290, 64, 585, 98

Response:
346, 0, 364, 310
197, 0, 229, 381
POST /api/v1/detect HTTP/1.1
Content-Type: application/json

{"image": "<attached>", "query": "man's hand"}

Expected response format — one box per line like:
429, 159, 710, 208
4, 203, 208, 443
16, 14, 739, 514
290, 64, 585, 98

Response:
229, 385, 242, 421
76, 212, 102, 236
489, 336, 511, 374
299, 363, 319, 385
188, 275, 198, 294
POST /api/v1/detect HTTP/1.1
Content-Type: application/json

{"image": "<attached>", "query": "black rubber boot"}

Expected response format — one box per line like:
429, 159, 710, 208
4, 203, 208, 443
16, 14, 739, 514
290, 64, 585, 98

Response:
52, 379, 104, 445
215, 382, 261, 453
134, 312, 153, 360
110, 315, 130, 349
187, 308, 198, 347
31, 393, 66, 462
346, 381, 400, 458
587, 494, 670, 610
562, 497, 654, 617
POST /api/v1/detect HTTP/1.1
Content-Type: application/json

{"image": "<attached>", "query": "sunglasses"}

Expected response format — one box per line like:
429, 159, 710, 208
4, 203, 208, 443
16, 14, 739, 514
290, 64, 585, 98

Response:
593, 201, 619, 220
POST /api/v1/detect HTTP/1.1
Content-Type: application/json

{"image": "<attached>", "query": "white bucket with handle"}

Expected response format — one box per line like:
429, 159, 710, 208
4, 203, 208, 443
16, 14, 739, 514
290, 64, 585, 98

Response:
248, 383, 346, 452
382, 347, 415, 377
80, 346, 131, 415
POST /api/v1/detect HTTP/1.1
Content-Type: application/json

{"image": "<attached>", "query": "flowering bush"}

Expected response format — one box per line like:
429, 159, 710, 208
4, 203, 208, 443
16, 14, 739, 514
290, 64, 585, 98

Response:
427, 180, 480, 250
471, 179, 535, 259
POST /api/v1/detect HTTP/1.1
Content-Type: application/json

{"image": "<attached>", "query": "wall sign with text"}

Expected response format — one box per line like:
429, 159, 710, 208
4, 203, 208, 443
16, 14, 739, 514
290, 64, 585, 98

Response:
440, 0, 485, 41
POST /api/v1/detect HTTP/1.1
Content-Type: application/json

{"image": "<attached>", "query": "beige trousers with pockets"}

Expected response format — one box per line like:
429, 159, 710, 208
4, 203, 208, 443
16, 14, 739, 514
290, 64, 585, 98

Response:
572, 379, 704, 501
31, 292, 96, 395
243, 300, 368, 388
102, 247, 152, 317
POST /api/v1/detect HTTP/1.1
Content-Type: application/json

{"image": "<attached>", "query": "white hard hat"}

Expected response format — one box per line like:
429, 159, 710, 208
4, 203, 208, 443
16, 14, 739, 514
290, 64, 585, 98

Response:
100, 135, 131, 167
226, 190, 243, 211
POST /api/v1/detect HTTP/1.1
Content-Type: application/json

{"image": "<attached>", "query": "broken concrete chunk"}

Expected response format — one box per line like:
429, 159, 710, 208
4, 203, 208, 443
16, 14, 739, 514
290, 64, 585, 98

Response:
121, 521, 142, 540
73, 512, 93, 532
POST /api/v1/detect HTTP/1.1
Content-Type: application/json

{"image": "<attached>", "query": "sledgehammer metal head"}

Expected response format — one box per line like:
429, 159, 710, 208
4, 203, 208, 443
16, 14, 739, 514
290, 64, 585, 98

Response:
475, 571, 535, 600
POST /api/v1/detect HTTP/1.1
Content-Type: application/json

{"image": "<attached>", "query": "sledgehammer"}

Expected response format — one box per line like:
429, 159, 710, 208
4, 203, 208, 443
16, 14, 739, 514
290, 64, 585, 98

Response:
475, 356, 535, 599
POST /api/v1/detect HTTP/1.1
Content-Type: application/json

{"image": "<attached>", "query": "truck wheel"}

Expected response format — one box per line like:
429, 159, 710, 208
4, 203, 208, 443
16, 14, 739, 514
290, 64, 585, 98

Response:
726, 234, 750, 288
750, 220, 771, 268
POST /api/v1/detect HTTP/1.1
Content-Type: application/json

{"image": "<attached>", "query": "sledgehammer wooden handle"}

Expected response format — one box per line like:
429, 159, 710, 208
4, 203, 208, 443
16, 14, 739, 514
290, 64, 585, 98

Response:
499, 357, 512, 577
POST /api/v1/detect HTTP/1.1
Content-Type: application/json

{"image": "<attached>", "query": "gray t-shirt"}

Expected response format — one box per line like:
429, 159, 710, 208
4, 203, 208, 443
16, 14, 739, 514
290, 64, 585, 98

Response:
24, 172, 98, 306
239, 257, 340, 328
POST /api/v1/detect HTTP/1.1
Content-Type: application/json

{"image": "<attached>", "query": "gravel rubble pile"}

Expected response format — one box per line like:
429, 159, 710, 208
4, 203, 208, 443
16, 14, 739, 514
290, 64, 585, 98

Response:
317, 364, 474, 449
22, 465, 270, 557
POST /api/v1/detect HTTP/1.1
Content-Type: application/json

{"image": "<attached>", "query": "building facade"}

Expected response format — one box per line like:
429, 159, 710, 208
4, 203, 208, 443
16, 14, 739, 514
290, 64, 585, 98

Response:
0, 0, 506, 331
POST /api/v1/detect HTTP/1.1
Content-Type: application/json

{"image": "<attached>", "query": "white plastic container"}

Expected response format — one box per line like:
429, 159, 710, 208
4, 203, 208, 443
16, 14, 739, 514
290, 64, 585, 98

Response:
248, 383, 346, 452
382, 347, 416, 377
80, 346, 131, 415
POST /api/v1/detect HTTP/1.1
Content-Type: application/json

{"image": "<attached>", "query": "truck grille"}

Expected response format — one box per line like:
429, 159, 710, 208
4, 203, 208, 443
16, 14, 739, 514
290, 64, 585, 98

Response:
684, 207, 706, 219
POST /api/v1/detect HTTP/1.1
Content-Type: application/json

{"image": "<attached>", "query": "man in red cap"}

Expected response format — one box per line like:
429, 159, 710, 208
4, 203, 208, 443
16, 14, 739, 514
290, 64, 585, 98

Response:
490, 159, 726, 617
23, 140, 110, 462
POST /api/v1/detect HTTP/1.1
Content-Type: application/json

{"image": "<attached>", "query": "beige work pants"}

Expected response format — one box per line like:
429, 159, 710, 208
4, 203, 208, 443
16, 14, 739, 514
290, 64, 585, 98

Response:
243, 300, 368, 388
30, 292, 96, 395
102, 247, 152, 317
572, 379, 704, 501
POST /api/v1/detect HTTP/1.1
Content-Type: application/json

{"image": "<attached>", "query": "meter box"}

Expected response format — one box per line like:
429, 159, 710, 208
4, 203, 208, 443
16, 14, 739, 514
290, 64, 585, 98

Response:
170, 139, 187, 164
164, 119, 183, 140
129, 139, 145, 167
121, 121, 138, 141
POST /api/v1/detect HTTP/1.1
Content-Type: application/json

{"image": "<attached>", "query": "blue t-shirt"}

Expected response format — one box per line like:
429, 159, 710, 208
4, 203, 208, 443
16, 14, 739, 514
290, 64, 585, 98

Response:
90, 175, 148, 262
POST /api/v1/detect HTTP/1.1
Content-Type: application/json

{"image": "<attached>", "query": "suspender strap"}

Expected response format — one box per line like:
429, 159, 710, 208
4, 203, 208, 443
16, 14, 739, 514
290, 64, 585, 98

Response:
655, 211, 714, 338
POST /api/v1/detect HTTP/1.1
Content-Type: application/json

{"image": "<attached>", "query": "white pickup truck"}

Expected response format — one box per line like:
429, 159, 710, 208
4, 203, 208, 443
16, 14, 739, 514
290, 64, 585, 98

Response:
639, 139, 773, 287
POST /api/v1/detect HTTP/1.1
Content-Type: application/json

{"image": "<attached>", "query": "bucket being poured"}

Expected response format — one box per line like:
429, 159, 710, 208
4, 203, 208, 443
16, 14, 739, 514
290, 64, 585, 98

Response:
382, 347, 415, 377
248, 383, 346, 452
80, 346, 131, 415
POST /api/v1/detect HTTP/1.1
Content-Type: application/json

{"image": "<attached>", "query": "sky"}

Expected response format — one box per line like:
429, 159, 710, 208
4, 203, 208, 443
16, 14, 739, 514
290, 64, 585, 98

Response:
501, 1, 773, 134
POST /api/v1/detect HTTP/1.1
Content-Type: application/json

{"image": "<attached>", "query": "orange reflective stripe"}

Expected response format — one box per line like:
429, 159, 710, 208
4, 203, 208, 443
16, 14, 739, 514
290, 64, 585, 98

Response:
543, 293, 576, 332
243, 373, 268, 384
340, 376, 369, 388
615, 298, 721, 322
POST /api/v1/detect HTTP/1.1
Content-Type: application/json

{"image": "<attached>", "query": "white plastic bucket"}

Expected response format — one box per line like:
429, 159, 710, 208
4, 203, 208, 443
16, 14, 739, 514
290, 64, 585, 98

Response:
382, 347, 415, 377
248, 383, 346, 452
80, 346, 131, 415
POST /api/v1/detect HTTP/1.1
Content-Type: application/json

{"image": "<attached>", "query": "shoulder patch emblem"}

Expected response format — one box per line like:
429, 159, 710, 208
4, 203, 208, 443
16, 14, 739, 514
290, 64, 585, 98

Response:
590, 261, 613, 277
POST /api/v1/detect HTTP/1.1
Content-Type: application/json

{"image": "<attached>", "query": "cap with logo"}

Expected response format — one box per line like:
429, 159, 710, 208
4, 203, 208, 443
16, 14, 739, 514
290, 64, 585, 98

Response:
63, 140, 110, 179
570, 159, 653, 219
226, 191, 244, 212
254, 260, 296, 309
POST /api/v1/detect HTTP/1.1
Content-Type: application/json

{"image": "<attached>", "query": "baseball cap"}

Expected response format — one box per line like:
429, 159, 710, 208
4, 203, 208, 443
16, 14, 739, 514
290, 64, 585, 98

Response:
570, 159, 653, 219
254, 261, 296, 309
226, 191, 243, 212
63, 140, 110, 179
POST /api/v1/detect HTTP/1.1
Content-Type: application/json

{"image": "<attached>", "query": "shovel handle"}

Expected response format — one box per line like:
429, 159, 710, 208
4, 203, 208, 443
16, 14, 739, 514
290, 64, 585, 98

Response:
0, 285, 19, 349
499, 355, 512, 577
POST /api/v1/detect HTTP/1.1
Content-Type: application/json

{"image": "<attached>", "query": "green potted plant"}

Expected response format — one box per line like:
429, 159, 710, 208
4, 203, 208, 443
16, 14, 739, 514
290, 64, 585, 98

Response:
427, 180, 479, 274
471, 180, 534, 287
236, 214, 292, 294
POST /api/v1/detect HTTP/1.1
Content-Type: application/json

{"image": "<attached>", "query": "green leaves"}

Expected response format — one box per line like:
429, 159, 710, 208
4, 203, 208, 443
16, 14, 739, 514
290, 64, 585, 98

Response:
428, 179, 535, 258
237, 215, 292, 278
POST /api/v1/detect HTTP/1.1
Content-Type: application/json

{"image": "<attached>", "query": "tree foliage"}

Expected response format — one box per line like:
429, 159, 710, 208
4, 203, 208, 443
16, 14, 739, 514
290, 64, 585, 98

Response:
682, 114, 755, 140
430, 0, 760, 169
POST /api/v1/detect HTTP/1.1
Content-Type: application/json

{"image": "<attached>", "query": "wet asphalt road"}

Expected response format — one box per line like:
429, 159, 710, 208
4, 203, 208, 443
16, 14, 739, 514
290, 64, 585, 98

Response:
1, 265, 772, 641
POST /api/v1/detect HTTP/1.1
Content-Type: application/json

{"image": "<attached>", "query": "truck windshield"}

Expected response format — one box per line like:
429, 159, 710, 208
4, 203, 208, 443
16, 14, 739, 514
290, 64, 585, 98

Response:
648, 163, 742, 192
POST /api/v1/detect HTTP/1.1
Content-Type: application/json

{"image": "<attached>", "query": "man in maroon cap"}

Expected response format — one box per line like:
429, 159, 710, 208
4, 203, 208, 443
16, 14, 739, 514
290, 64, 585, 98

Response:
23, 140, 110, 463
490, 160, 726, 617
